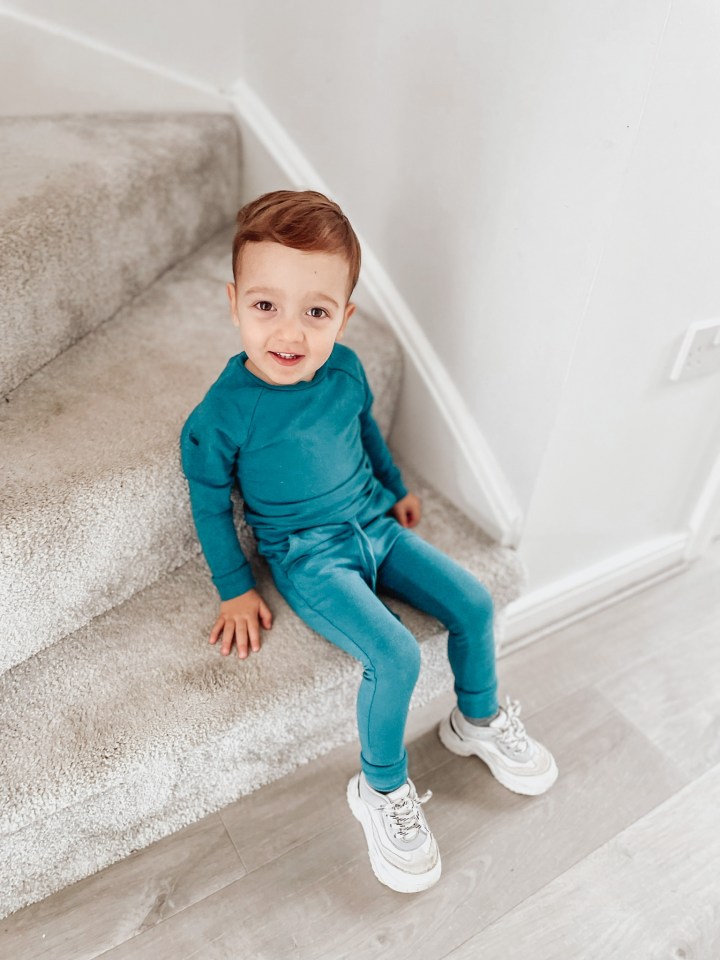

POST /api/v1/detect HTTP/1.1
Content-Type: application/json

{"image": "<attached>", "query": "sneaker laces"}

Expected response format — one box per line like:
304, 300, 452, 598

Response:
494, 695, 530, 755
380, 788, 433, 842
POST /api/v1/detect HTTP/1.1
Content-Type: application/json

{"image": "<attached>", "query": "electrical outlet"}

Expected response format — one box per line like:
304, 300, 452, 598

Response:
669, 318, 720, 382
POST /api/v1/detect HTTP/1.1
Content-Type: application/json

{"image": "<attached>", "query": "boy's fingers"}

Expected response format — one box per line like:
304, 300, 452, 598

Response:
260, 601, 273, 628
248, 620, 261, 653
209, 616, 225, 644
235, 621, 249, 659
220, 621, 236, 656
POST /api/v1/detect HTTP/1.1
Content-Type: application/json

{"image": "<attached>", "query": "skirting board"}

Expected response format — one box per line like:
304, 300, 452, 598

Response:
500, 531, 690, 657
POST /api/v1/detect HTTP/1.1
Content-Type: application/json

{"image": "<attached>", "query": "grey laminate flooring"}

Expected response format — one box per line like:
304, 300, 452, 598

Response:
4, 539, 720, 960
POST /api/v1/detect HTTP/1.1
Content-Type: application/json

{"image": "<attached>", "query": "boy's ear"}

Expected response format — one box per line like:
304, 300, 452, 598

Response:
337, 301, 356, 340
227, 282, 240, 327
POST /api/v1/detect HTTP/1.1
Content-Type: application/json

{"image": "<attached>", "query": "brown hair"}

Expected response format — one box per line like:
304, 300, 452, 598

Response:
231, 189, 361, 301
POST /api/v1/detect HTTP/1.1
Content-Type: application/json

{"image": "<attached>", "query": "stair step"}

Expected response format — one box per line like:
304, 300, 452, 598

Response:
0, 112, 242, 395
0, 455, 525, 919
0, 224, 404, 673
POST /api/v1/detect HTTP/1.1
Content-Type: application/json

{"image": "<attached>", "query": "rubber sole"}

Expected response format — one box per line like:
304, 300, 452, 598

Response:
437, 714, 559, 796
346, 774, 442, 894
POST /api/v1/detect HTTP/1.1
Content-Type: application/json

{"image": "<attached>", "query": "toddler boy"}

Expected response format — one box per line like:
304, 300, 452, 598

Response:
179, 189, 558, 894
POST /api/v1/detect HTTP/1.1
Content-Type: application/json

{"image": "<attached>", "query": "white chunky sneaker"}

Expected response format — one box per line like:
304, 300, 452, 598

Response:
438, 694, 559, 795
346, 771, 441, 893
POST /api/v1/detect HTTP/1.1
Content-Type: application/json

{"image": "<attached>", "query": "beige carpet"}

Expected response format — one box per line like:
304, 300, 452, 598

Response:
0, 111, 242, 396
0, 223, 402, 673
0, 113, 527, 920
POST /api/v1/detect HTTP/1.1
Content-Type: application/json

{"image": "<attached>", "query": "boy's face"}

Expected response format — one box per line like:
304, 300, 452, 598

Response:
227, 240, 356, 386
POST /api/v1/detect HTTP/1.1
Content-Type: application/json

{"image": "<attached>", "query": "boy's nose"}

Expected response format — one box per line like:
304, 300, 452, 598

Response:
275, 315, 305, 341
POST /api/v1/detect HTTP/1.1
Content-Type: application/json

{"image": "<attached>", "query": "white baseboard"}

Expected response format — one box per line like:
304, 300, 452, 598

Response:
500, 532, 691, 656
685, 446, 720, 560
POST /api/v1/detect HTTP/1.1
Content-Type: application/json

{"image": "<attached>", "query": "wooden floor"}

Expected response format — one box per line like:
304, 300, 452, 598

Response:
3, 539, 720, 960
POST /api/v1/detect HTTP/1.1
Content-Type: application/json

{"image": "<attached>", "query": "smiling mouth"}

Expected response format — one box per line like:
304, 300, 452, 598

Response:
269, 351, 305, 366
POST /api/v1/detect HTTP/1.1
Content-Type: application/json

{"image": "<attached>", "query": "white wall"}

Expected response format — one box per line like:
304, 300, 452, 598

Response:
522, 0, 720, 581
3, 0, 719, 602
0, 9, 227, 112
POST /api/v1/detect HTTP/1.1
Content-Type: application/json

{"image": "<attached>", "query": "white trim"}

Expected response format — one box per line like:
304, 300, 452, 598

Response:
0, 4, 226, 100
225, 77, 523, 544
224, 78, 327, 189
360, 247, 524, 542
685, 446, 720, 560
500, 532, 690, 656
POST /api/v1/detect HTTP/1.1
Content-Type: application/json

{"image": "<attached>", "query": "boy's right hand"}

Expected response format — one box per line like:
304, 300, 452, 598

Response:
209, 588, 273, 659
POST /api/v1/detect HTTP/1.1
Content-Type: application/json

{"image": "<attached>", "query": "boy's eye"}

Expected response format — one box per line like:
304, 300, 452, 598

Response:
251, 301, 328, 319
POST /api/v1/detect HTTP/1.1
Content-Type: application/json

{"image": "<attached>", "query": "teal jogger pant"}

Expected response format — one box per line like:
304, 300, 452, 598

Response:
264, 512, 499, 793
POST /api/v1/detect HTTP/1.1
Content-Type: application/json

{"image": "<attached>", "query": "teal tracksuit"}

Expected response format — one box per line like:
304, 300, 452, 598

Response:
180, 342, 498, 791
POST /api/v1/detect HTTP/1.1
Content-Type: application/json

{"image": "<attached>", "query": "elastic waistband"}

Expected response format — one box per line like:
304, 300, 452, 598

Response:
261, 516, 380, 591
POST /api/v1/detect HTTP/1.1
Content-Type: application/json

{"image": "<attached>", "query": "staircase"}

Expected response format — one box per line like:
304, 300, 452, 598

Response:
0, 111, 527, 920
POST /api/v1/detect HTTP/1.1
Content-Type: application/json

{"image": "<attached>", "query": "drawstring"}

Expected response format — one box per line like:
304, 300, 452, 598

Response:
347, 518, 378, 592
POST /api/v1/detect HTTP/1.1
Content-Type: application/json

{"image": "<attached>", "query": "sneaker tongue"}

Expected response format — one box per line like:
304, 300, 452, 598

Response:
386, 782, 412, 802
489, 708, 507, 728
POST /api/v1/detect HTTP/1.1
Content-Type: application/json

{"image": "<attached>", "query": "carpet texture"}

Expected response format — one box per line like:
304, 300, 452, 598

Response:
0, 111, 242, 395
0, 223, 402, 673
0, 112, 527, 920
0, 453, 524, 918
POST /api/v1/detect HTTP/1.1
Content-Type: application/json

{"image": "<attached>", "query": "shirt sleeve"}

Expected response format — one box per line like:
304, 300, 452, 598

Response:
358, 362, 408, 502
179, 406, 257, 601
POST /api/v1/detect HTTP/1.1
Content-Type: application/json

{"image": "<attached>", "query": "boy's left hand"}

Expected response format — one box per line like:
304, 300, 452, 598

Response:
391, 492, 422, 528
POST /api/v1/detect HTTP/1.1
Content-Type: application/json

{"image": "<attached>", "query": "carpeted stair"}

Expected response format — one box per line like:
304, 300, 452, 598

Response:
0, 112, 527, 920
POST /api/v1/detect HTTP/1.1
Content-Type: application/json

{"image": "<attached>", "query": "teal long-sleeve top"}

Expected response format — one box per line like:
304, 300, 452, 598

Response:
179, 341, 408, 601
